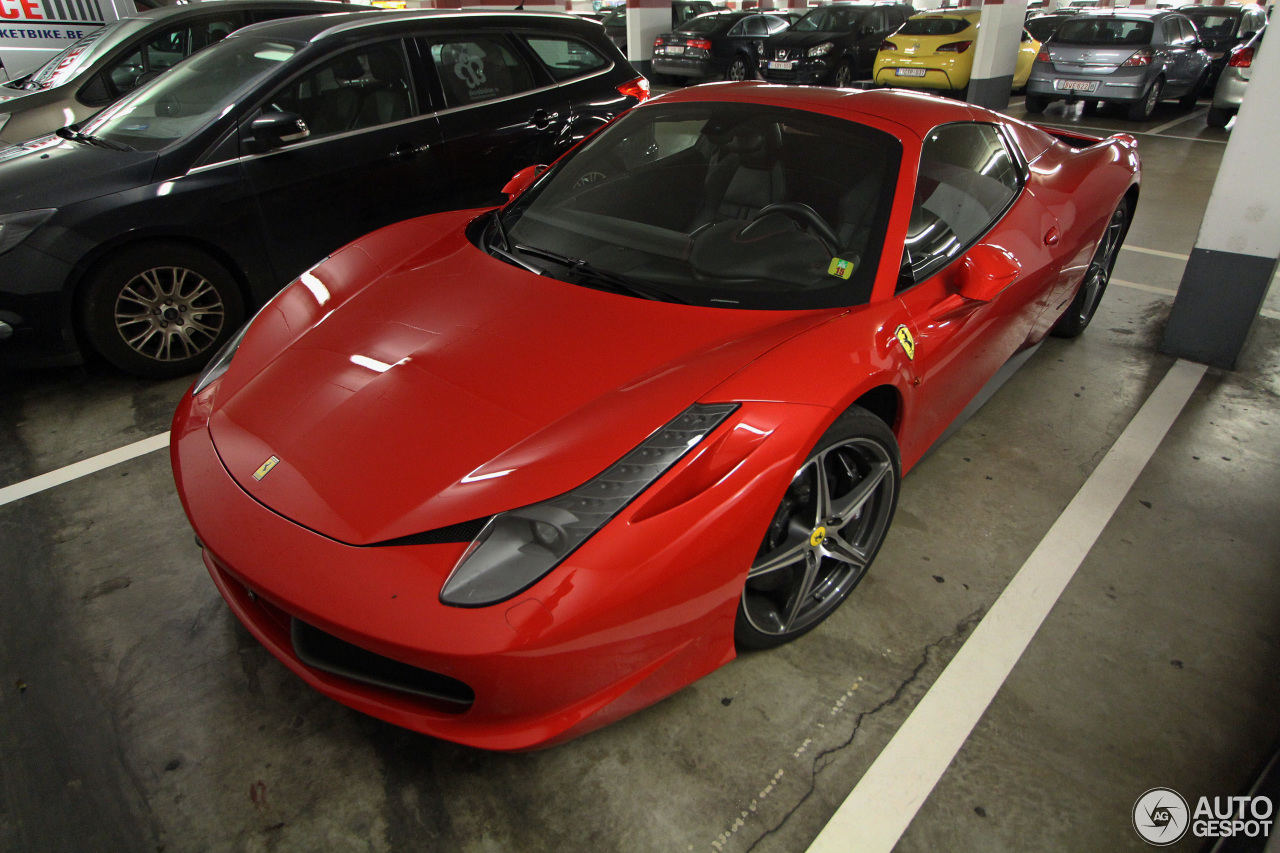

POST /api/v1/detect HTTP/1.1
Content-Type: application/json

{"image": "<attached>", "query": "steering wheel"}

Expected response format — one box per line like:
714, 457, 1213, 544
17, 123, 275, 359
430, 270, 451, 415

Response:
750, 202, 841, 255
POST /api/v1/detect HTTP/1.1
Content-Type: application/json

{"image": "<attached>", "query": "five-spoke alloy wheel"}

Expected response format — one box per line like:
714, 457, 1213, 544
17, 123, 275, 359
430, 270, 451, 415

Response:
1052, 198, 1130, 338
737, 407, 900, 649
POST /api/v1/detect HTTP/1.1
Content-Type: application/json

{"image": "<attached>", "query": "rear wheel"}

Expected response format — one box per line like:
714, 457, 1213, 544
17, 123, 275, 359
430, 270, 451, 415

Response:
725, 55, 754, 81
80, 242, 245, 378
1127, 77, 1163, 121
736, 407, 900, 650
1052, 198, 1129, 338
1024, 93, 1048, 114
1206, 105, 1234, 129
832, 59, 857, 88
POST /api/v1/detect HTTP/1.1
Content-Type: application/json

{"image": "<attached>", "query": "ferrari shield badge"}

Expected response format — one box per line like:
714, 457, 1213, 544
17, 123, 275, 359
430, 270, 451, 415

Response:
894, 325, 916, 360
253, 455, 280, 481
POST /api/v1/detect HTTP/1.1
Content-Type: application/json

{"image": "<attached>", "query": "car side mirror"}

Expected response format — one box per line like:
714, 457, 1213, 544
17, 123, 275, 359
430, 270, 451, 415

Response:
502, 164, 547, 199
249, 111, 309, 151
859, 24, 876, 37
958, 243, 1021, 302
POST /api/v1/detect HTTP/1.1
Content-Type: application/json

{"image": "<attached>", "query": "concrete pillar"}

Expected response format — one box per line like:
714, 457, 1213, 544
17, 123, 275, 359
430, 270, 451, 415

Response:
627, 0, 671, 76
1160, 22, 1280, 369
967, 0, 1030, 110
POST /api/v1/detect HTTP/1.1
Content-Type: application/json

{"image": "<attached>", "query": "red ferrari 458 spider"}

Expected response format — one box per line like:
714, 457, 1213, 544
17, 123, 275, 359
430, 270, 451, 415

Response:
172, 83, 1139, 750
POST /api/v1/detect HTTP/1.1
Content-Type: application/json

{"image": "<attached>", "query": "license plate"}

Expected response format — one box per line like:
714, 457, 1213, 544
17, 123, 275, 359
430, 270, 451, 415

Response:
1056, 79, 1098, 92
666, 45, 684, 55
768, 60, 794, 70
895, 67, 927, 77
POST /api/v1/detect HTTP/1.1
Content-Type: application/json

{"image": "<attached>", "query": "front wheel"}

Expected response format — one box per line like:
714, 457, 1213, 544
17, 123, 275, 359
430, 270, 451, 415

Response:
736, 407, 901, 650
832, 60, 856, 89
1052, 198, 1130, 338
79, 241, 245, 379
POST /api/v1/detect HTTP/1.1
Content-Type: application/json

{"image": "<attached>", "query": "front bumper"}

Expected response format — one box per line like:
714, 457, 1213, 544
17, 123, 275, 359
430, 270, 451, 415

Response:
1026, 63, 1150, 104
758, 55, 834, 85
173, 387, 822, 750
0, 242, 81, 368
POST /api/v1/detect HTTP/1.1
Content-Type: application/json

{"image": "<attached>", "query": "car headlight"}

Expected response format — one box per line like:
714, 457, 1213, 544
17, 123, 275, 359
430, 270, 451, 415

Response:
440, 402, 739, 607
191, 320, 250, 396
808, 42, 833, 57
0, 208, 55, 256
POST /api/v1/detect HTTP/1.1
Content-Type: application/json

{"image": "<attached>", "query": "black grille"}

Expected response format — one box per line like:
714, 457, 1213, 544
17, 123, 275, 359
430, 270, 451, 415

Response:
291, 619, 474, 711
367, 517, 490, 548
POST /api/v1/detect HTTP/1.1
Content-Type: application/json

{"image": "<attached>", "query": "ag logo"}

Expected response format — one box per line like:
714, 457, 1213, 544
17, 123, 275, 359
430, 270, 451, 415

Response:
252, 455, 280, 482
894, 324, 916, 360
1133, 787, 1190, 846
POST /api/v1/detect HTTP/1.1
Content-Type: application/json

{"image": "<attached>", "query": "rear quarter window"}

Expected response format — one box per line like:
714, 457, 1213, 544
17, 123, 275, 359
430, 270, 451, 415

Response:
524, 36, 608, 81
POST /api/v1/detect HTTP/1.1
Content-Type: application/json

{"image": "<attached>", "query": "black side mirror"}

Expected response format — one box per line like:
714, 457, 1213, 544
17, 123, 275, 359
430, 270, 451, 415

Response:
249, 111, 309, 151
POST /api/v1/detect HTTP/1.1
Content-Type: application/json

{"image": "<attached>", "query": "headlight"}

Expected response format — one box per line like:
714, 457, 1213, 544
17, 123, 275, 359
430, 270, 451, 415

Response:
191, 320, 250, 396
440, 402, 739, 607
808, 43, 833, 57
0, 208, 55, 256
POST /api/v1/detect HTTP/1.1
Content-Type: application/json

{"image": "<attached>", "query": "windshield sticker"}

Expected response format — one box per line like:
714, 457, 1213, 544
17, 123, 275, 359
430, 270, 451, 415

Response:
828, 257, 857, 279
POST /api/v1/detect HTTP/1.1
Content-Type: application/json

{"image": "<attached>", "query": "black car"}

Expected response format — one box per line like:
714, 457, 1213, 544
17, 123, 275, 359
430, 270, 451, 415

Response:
602, 1, 723, 53
652, 10, 796, 82
758, 1, 914, 87
0, 11, 647, 377
1180, 4, 1267, 91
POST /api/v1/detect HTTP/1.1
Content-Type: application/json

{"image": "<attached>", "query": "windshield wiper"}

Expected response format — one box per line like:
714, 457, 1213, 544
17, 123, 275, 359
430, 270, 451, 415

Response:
55, 125, 130, 151
486, 210, 545, 275
511, 244, 688, 304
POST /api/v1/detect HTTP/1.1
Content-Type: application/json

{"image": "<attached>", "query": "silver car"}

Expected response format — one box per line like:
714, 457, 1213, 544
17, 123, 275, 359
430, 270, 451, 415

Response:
1024, 9, 1211, 121
1207, 29, 1263, 129
0, 0, 354, 146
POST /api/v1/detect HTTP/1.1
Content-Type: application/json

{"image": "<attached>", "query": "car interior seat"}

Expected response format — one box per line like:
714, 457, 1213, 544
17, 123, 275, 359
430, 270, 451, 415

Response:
690, 121, 787, 229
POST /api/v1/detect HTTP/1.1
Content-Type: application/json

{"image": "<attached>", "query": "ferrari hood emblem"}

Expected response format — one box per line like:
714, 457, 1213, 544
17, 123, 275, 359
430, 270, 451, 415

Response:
895, 325, 916, 361
253, 455, 280, 481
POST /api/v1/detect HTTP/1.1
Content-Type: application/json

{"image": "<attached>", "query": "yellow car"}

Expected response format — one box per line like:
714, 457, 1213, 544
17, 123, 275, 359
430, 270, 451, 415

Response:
873, 11, 1040, 96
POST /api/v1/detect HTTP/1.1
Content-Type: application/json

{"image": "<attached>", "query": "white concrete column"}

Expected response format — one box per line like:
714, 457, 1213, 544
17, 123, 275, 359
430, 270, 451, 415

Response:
967, 0, 1030, 109
627, 0, 671, 74
1160, 25, 1280, 368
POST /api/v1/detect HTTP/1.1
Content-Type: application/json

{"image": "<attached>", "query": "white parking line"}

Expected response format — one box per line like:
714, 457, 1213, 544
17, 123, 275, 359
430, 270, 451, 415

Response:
806, 358, 1207, 853
0, 432, 171, 508
1123, 245, 1191, 261
1147, 108, 1209, 136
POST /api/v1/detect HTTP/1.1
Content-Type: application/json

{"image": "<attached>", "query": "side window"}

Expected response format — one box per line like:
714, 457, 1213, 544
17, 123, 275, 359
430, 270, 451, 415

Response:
1177, 18, 1195, 44
764, 15, 790, 34
727, 20, 747, 36
105, 17, 238, 95
1162, 20, 1182, 46
524, 36, 608, 81
429, 36, 536, 107
904, 123, 1021, 285
269, 41, 414, 139
742, 16, 770, 37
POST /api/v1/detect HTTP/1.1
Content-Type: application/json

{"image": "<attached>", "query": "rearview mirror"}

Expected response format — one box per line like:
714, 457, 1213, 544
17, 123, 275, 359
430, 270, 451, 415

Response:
249, 111, 309, 150
502, 164, 547, 199
958, 243, 1021, 302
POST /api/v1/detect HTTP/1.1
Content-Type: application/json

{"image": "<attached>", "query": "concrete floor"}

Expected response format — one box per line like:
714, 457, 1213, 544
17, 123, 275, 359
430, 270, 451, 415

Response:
1, 97, 1278, 853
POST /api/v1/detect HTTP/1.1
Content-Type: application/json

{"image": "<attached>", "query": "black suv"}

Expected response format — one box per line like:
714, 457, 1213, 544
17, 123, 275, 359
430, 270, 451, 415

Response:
0, 11, 648, 376
758, 1, 914, 87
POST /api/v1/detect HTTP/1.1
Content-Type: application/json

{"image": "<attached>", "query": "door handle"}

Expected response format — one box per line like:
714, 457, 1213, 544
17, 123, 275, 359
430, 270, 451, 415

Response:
1044, 226, 1060, 246
390, 142, 430, 160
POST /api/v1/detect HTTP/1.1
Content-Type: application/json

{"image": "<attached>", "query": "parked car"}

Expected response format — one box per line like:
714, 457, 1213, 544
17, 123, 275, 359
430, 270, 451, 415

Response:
652, 10, 796, 82
1024, 11, 1074, 45
0, 10, 648, 376
602, 1, 722, 52
1024, 10, 1211, 121
758, 1, 915, 87
1207, 28, 1263, 128
0, 0, 360, 147
873, 10, 1040, 97
1179, 4, 1266, 92
172, 83, 1140, 751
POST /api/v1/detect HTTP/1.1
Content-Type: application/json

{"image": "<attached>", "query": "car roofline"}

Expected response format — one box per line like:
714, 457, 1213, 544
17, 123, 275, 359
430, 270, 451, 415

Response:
307, 9, 587, 42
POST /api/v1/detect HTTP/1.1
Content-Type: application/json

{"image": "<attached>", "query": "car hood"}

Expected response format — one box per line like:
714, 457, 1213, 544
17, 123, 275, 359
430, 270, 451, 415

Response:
209, 230, 833, 546
0, 134, 155, 211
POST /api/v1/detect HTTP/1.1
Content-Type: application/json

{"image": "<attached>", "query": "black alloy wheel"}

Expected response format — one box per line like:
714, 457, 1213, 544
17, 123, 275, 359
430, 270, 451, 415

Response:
736, 407, 900, 650
80, 241, 246, 379
1052, 198, 1130, 338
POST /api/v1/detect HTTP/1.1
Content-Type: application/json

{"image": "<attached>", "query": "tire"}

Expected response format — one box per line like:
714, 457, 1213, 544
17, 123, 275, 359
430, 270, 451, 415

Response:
1052, 198, 1130, 339
1206, 105, 1233, 129
1024, 93, 1048, 114
725, 55, 754, 81
1178, 72, 1206, 109
79, 241, 245, 379
1126, 77, 1163, 121
832, 59, 856, 88
735, 406, 901, 651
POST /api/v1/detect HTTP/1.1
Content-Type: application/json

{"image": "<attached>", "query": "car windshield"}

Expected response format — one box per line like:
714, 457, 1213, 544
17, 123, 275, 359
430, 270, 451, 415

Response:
20, 21, 124, 91
494, 102, 901, 310
898, 17, 972, 36
81, 36, 300, 152
793, 6, 867, 33
1055, 18, 1154, 46
1183, 12, 1239, 38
